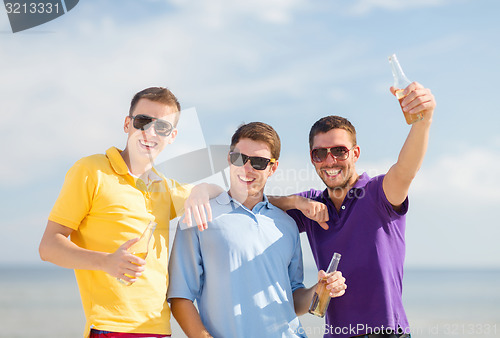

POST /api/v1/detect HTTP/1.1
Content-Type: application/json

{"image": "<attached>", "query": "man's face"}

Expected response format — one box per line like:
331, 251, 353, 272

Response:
124, 98, 178, 162
311, 128, 359, 191
228, 138, 278, 203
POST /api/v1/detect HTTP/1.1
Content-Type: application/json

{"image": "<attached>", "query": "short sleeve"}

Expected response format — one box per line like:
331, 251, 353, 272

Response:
167, 222, 204, 302
288, 227, 305, 293
373, 175, 409, 218
48, 160, 96, 230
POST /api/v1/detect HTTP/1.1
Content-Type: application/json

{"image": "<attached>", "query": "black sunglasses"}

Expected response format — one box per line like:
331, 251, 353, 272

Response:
310, 146, 354, 163
229, 152, 276, 171
129, 114, 173, 137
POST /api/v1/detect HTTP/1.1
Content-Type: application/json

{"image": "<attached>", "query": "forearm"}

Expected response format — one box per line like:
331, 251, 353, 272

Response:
267, 195, 301, 211
170, 298, 213, 338
206, 183, 224, 198
39, 220, 108, 270
384, 118, 433, 206
394, 120, 432, 181
293, 286, 316, 316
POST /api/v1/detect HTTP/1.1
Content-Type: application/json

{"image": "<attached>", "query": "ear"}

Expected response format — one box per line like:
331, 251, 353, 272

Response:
166, 128, 178, 144
352, 145, 361, 163
124, 116, 131, 133
267, 160, 279, 178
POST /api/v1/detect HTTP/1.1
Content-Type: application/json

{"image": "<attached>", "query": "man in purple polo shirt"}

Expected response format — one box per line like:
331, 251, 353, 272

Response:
269, 82, 436, 338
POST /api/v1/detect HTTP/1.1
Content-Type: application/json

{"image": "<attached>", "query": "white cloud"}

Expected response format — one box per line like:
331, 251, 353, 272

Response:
412, 147, 500, 204
0, 0, 366, 187
169, 0, 307, 26
346, 0, 451, 16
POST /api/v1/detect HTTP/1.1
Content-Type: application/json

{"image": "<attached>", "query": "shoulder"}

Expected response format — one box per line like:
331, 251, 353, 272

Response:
267, 204, 300, 235
65, 153, 109, 178
296, 188, 325, 201
208, 192, 237, 219
73, 153, 109, 170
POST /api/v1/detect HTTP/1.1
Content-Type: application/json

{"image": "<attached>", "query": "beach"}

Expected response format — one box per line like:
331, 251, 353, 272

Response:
1, 265, 499, 338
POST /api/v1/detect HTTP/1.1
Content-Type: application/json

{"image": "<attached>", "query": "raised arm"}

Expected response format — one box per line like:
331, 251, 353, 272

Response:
383, 82, 436, 208
39, 220, 146, 284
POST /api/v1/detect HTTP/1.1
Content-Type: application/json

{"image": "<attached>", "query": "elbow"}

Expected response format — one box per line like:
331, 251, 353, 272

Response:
38, 237, 54, 263
38, 241, 49, 262
294, 306, 308, 317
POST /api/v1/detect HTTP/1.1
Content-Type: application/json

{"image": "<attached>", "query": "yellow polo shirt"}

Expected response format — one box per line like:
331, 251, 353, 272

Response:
49, 147, 191, 337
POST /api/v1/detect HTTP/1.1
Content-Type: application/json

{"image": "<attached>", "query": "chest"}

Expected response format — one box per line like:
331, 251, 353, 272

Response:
200, 213, 296, 272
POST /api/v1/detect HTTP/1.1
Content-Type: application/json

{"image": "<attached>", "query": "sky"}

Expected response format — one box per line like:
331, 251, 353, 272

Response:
0, 0, 499, 270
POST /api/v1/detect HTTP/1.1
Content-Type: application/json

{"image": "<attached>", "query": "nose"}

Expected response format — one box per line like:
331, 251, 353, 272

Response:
142, 123, 157, 138
324, 151, 338, 164
243, 160, 254, 171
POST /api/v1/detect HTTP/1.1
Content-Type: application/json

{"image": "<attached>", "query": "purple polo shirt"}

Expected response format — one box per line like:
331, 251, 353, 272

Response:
287, 173, 410, 338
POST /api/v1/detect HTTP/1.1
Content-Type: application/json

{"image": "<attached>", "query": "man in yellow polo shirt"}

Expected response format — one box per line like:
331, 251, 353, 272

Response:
39, 87, 221, 338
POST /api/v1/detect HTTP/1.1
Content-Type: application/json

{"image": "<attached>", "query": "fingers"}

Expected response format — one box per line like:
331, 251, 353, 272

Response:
120, 237, 140, 250
192, 204, 207, 231
205, 202, 213, 223
119, 264, 144, 283
318, 270, 347, 298
318, 222, 329, 230
183, 202, 211, 231
302, 201, 329, 229
399, 82, 436, 116
182, 207, 193, 228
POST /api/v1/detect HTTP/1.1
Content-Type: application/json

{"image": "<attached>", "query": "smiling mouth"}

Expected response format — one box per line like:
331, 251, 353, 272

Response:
238, 175, 255, 183
323, 168, 341, 177
140, 139, 157, 149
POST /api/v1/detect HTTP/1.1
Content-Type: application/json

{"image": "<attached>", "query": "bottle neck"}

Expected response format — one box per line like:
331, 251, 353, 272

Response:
389, 55, 411, 89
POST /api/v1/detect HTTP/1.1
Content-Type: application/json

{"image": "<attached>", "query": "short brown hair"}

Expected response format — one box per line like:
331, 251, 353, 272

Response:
129, 87, 181, 126
230, 122, 281, 160
309, 116, 357, 149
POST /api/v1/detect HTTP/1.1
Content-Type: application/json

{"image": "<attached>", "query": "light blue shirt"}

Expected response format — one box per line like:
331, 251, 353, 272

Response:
167, 192, 307, 338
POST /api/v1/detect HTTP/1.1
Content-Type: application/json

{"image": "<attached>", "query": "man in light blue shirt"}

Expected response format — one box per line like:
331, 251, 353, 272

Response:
167, 122, 347, 338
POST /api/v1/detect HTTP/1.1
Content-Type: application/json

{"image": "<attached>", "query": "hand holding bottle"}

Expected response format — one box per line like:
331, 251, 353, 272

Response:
105, 238, 145, 285
389, 81, 436, 125
389, 54, 435, 125
115, 221, 156, 286
309, 252, 343, 317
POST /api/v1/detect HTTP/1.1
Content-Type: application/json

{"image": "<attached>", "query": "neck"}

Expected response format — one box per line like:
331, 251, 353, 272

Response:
121, 148, 153, 176
228, 189, 264, 210
327, 172, 359, 211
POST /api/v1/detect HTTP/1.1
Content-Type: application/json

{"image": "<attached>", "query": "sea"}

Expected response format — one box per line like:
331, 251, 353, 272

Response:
1, 266, 499, 338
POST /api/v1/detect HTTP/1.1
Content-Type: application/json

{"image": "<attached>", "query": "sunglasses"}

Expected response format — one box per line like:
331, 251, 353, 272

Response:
310, 146, 354, 163
229, 152, 276, 171
129, 114, 173, 137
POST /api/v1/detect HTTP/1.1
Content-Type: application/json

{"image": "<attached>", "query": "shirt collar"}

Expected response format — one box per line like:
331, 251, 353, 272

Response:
106, 147, 129, 176
321, 172, 371, 200
106, 147, 163, 191
215, 191, 274, 210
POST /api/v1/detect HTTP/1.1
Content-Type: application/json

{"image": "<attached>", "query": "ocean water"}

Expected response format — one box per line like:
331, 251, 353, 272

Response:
0, 266, 499, 338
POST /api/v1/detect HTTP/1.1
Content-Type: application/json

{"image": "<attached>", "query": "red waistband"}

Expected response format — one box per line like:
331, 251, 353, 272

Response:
89, 329, 170, 338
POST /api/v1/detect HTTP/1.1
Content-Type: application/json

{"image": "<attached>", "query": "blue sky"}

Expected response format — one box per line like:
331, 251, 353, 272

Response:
0, 0, 499, 269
